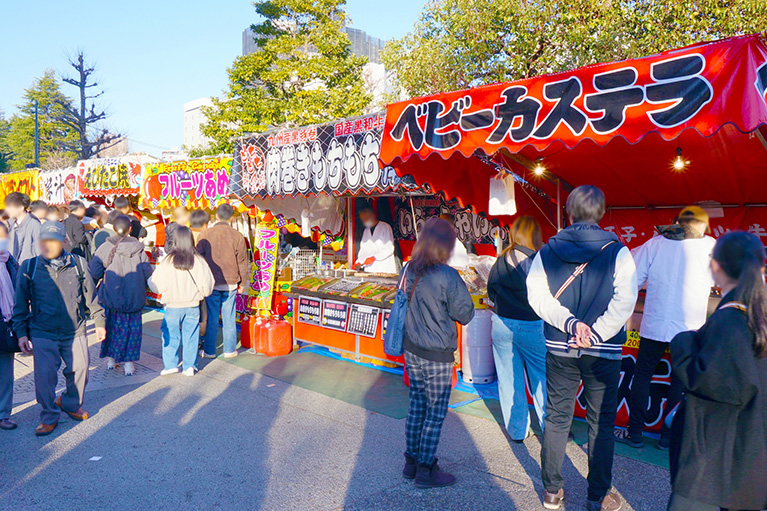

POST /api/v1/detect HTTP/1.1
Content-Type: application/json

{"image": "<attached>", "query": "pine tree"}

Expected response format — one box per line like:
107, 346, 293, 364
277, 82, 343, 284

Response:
4, 71, 78, 170
196, 0, 371, 154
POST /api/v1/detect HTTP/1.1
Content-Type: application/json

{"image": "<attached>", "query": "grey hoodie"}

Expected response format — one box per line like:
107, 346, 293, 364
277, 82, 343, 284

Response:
89, 236, 153, 313
8, 213, 41, 265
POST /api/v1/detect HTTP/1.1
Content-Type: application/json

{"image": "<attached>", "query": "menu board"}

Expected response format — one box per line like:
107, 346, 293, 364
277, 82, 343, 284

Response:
347, 304, 380, 338
381, 310, 390, 337
297, 296, 322, 326
321, 300, 349, 331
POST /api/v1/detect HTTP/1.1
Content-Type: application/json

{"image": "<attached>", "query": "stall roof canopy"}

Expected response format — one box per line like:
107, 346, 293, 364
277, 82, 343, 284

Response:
380, 34, 767, 210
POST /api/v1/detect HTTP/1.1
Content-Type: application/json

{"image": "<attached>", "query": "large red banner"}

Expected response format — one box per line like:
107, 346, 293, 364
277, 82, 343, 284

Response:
380, 34, 767, 165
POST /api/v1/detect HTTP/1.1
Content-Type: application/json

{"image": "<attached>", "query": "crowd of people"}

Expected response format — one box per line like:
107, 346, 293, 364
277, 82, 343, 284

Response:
399, 186, 766, 511
0, 186, 765, 511
0, 194, 250, 437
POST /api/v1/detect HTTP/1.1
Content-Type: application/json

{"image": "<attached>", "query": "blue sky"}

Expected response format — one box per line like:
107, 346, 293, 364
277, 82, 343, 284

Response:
0, 0, 426, 156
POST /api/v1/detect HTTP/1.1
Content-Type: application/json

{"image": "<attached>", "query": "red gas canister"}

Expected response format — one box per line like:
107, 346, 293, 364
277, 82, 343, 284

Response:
264, 319, 293, 357
240, 315, 252, 349
250, 316, 267, 353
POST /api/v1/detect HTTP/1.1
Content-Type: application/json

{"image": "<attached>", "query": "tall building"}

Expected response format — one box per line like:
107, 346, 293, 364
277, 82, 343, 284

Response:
241, 26, 386, 64
183, 97, 214, 152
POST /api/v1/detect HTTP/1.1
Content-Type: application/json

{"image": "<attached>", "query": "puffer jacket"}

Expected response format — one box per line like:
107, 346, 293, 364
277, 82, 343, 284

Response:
89, 236, 153, 313
402, 264, 474, 362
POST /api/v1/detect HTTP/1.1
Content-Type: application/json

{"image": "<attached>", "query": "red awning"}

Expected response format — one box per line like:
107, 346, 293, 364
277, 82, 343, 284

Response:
379, 34, 767, 212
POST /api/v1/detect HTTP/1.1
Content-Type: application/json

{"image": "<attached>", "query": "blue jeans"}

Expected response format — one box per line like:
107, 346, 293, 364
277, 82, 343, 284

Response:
491, 314, 547, 440
203, 289, 237, 356
162, 306, 200, 371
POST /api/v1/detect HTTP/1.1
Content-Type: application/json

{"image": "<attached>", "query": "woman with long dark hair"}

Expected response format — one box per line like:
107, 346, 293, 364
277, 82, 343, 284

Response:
668, 231, 767, 511
400, 217, 474, 489
487, 215, 546, 442
149, 226, 214, 376
89, 215, 152, 376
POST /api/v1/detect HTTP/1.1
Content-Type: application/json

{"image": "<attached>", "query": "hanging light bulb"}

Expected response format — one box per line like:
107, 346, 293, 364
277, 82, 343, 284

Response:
672, 147, 687, 171
533, 159, 545, 176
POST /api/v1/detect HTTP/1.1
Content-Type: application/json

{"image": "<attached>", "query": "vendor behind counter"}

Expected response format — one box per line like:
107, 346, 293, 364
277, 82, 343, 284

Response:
355, 203, 397, 274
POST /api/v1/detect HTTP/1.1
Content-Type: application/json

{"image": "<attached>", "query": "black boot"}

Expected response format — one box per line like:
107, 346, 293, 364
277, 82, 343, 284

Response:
414, 459, 456, 489
403, 452, 417, 479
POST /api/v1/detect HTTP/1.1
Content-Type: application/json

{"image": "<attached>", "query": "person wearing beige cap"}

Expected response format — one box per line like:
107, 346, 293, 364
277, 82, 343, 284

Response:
615, 205, 715, 451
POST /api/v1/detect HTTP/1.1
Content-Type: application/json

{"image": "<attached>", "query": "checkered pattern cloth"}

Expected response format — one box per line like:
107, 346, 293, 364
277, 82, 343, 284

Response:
404, 350, 453, 466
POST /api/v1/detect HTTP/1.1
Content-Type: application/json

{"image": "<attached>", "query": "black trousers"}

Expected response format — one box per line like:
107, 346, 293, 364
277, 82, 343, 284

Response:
627, 337, 683, 439
542, 352, 620, 502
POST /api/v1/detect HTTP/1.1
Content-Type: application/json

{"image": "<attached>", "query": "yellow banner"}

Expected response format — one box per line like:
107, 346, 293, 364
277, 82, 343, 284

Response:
0, 170, 42, 208
250, 220, 279, 314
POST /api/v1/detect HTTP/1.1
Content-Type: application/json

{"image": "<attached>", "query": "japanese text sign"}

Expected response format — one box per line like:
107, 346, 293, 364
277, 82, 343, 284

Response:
79, 156, 144, 197
0, 170, 41, 208
230, 113, 404, 199
141, 156, 232, 210
380, 35, 767, 165
250, 221, 279, 314
40, 167, 79, 205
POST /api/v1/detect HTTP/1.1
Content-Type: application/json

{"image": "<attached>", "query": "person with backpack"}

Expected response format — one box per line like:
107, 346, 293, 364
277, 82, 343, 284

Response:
89, 215, 153, 376
12, 221, 105, 436
527, 185, 637, 511
149, 226, 214, 376
0, 222, 20, 431
399, 217, 474, 489
487, 215, 546, 442
667, 231, 767, 511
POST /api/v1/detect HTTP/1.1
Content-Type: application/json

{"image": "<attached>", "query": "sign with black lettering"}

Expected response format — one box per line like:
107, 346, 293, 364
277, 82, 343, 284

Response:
321, 300, 349, 331
297, 296, 322, 326
346, 304, 380, 338
381, 310, 390, 337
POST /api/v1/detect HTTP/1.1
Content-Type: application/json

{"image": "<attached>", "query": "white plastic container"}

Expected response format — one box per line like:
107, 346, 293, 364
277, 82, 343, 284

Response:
461, 309, 496, 384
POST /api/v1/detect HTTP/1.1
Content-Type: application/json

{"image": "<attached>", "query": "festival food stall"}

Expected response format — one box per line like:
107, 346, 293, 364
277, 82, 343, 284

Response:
228, 113, 535, 369
378, 33, 767, 430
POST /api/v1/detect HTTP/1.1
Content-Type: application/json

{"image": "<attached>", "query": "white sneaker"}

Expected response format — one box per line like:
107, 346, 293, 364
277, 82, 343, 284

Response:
183, 367, 196, 377
123, 362, 135, 376
223, 351, 238, 359
160, 368, 179, 376
106, 357, 116, 370
198, 350, 216, 359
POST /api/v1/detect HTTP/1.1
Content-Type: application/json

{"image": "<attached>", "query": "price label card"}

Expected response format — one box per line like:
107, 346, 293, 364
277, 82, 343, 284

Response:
346, 303, 380, 338
382, 310, 391, 337
321, 300, 349, 331
297, 296, 322, 326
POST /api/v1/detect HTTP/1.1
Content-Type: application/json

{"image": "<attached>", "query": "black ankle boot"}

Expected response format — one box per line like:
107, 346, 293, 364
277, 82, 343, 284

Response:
414, 459, 456, 489
403, 452, 417, 479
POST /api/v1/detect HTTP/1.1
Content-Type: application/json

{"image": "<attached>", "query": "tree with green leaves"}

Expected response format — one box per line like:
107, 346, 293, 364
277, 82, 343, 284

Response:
0, 110, 11, 172
384, 0, 767, 98
4, 71, 78, 170
196, 0, 371, 155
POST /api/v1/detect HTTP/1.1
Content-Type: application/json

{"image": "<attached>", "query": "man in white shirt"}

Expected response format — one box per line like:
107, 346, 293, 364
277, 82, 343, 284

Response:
440, 213, 470, 268
616, 205, 716, 451
356, 206, 396, 274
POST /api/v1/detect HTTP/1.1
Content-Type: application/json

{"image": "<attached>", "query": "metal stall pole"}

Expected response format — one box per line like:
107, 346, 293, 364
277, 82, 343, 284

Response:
347, 197, 355, 268
409, 196, 419, 240
557, 178, 562, 231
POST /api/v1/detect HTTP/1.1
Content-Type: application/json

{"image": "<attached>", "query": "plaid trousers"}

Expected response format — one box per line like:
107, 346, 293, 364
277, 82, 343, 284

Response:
404, 350, 453, 466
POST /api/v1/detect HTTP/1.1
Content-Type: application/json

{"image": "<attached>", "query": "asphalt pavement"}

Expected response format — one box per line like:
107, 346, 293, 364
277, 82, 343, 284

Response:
0, 319, 671, 511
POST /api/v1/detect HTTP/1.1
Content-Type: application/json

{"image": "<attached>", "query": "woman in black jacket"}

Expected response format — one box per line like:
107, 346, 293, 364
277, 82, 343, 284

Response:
401, 217, 474, 489
487, 216, 546, 442
669, 231, 767, 511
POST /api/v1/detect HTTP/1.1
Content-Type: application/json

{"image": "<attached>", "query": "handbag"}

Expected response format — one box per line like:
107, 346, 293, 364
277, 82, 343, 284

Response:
383, 264, 421, 357
0, 321, 19, 354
